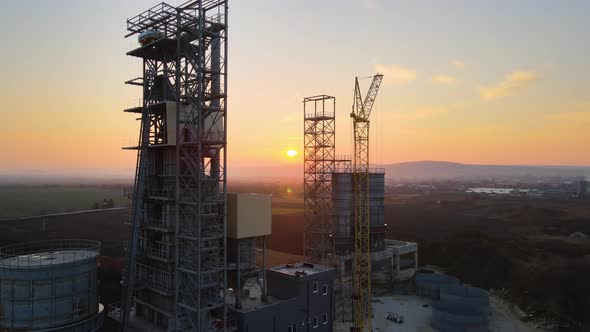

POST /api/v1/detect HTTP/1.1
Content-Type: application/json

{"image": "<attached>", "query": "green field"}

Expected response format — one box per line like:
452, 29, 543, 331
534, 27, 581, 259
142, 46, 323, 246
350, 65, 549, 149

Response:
0, 187, 131, 219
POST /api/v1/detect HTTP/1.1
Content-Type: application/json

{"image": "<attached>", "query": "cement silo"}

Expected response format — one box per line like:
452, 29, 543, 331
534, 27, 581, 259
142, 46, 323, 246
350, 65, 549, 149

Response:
332, 171, 385, 254
369, 171, 385, 251
333, 172, 353, 255
0, 240, 104, 331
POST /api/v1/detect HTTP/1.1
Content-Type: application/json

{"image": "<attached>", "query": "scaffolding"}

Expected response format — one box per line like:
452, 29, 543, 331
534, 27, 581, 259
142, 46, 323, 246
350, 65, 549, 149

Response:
119, 1, 228, 331
303, 95, 336, 266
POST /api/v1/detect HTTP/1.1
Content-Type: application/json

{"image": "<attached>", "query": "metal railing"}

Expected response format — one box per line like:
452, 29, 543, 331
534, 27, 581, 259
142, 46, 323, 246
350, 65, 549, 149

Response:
141, 239, 175, 260
145, 218, 175, 231
304, 111, 335, 119
334, 155, 352, 161
333, 167, 384, 174
0, 239, 100, 268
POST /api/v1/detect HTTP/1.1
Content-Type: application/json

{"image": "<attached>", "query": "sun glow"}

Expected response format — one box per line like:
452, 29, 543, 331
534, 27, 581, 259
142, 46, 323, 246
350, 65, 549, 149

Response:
287, 149, 298, 157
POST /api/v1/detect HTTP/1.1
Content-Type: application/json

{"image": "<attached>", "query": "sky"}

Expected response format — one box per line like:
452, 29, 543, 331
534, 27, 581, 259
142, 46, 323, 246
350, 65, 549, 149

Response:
0, 0, 589, 179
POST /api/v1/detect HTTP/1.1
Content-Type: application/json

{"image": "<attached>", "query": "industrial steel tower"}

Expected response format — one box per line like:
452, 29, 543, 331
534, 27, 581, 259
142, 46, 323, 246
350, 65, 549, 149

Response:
303, 96, 336, 266
119, 1, 228, 331
351, 74, 383, 332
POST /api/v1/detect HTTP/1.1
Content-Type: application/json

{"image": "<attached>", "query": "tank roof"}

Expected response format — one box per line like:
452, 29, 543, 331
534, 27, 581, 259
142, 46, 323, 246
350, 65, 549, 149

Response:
0, 250, 97, 268
0, 240, 100, 268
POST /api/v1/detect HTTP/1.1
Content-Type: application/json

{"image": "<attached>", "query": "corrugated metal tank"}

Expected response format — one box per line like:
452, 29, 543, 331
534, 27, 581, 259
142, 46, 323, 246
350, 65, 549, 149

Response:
333, 172, 353, 254
440, 284, 489, 314
432, 301, 488, 332
369, 172, 385, 228
415, 272, 460, 300
0, 240, 102, 331
369, 172, 385, 251
332, 172, 385, 253
431, 284, 490, 331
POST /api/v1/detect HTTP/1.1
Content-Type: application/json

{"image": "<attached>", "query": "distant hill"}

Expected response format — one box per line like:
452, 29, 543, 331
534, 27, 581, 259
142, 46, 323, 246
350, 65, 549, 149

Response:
381, 161, 590, 180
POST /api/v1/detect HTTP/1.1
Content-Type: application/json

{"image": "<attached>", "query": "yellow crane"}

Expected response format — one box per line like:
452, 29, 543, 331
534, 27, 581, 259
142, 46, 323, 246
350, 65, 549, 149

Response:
351, 73, 383, 331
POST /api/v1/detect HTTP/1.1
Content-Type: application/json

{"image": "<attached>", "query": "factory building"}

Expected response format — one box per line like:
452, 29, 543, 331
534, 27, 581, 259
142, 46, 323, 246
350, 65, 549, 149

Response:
230, 263, 335, 332
0, 240, 104, 332
117, 188, 336, 331
224, 195, 335, 331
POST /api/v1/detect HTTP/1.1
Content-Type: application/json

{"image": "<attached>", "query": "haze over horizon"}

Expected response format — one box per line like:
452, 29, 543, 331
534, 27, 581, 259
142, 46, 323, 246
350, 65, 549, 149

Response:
2, 160, 590, 185
1, 0, 589, 177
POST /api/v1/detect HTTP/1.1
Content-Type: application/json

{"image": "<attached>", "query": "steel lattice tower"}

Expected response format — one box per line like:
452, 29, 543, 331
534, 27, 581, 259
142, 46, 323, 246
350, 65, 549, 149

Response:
120, 1, 228, 331
303, 96, 336, 266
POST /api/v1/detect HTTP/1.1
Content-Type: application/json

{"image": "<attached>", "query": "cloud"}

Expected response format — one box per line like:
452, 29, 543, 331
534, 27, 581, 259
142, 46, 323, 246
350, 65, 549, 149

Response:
431, 74, 458, 85
374, 64, 416, 85
479, 71, 539, 100
451, 60, 465, 69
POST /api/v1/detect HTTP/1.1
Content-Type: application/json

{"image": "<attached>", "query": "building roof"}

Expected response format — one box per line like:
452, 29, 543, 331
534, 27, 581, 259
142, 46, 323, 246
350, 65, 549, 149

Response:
271, 262, 333, 277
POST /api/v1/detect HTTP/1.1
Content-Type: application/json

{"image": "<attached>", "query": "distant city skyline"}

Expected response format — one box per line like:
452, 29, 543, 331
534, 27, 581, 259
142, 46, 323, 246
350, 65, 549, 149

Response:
1, 0, 589, 178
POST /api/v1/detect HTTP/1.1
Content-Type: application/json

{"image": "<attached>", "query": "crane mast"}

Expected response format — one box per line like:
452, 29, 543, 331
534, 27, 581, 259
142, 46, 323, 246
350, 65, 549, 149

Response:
351, 73, 383, 331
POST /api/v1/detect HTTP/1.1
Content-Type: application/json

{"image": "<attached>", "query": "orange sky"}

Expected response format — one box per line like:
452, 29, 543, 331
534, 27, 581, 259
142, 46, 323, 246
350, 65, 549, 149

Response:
1, 1, 589, 179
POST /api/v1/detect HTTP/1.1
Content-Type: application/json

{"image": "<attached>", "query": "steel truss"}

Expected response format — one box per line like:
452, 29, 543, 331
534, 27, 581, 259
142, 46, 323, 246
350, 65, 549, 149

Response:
120, 1, 228, 331
303, 95, 336, 266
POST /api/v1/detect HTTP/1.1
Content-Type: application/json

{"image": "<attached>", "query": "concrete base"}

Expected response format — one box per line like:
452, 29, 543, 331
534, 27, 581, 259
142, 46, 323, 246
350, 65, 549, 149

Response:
334, 240, 419, 284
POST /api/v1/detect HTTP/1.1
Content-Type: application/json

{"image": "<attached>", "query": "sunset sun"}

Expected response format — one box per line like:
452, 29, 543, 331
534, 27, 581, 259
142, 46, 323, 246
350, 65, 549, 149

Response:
287, 149, 298, 157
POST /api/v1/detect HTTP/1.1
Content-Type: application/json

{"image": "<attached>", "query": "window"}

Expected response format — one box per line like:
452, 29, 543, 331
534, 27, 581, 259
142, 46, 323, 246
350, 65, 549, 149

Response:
288, 324, 296, 332
322, 284, 328, 295
313, 281, 318, 293
322, 313, 328, 325
313, 316, 318, 328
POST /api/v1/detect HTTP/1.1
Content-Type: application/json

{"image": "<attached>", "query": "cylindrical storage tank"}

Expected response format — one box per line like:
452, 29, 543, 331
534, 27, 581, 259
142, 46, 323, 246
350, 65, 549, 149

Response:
369, 172, 385, 251
369, 172, 385, 228
415, 272, 460, 299
432, 300, 488, 332
333, 172, 353, 254
0, 240, 102, 331
440, 284, 490, 315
